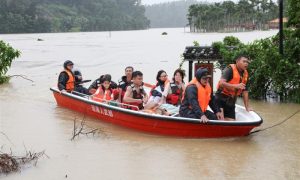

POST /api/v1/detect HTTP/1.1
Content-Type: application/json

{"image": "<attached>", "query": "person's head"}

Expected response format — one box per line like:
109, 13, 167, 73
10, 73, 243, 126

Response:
64, 60, 74, 71
125, 66, 134, 79
132, 71, 143, 86
195, 68, 211, 86
73, 69, 82, 82
235, 55, 249, 71
100, 74, 111, 89
172, 69, 185, 83
156, 70, 168, 84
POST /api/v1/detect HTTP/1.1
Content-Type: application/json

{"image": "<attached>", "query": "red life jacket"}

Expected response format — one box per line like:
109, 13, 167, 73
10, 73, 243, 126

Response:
217, 64, 248, 97
92, 85, 112, 102
166, 82, 183, 106
182, 78, 211, 112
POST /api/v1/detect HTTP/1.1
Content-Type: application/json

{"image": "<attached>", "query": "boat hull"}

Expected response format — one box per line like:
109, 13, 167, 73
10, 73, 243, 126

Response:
51, 88, 263, 138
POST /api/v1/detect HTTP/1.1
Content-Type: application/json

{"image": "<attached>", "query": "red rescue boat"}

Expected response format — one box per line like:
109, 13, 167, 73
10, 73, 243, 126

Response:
50, 87, 263, 138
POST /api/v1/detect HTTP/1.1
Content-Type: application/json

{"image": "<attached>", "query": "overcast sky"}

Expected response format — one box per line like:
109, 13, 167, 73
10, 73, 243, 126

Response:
142, 0, 238, 5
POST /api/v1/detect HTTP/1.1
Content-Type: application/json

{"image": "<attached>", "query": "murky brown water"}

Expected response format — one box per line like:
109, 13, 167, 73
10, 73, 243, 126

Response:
1, 28, 299, 179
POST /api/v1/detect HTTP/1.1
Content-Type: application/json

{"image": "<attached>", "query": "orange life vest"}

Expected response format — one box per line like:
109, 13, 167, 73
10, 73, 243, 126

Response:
62, 70, 75, 91
183, 78, 211, 112
93, 86, 112, 102
218, 64, 248, 97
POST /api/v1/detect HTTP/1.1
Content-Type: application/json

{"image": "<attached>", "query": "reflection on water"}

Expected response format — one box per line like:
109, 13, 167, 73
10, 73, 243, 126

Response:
0, 28, 299, 179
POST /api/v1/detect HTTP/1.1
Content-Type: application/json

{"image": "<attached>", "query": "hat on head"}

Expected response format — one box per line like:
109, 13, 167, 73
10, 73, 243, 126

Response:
63, 60, 74, 69
195, 68, 211, 81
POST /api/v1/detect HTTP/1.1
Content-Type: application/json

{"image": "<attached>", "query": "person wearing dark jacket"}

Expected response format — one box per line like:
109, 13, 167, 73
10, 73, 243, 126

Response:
179, 68, 223, 123
73, 69, 90, 95
88, 74, 118, 94
58, 60, 75, 92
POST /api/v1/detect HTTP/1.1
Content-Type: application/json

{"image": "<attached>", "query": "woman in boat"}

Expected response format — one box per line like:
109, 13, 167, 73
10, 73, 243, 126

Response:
144, 70, 170, 110
179, 68, 223, 123
123, 71, 148, 111
166, 68, 186, 106
92, 74, 113, 102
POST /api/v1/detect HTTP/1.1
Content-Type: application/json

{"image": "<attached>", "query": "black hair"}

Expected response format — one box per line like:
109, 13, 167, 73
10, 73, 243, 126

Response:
125, 66, 134, 71
172, 69, 185, 83
156, 70, 167, 85
100, 74, 111, 83
195, 68, 209, 82
132, 71, 143, 78
235, 54, 250, 62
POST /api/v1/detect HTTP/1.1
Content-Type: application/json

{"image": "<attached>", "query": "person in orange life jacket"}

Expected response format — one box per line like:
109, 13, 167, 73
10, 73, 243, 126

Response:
117, 66, 134, 102
88, 74, 118, 95
144, 70, 170, 110
166, 69, 186, 106
179, 68, 223, 123
58, 60, 75, 92
92, 74, 113, 102
123, 71, 148, 110
216, 55, 252, 121
73, 69, 90, 95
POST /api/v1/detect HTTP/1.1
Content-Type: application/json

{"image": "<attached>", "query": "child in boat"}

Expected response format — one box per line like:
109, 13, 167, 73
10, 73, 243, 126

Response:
123, 71, 148, 111
92, 74, 113, 102
88, 74, 118, 95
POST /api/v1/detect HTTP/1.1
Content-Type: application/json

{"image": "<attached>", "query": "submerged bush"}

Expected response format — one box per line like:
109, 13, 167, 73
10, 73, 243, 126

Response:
0, 40, 20, 84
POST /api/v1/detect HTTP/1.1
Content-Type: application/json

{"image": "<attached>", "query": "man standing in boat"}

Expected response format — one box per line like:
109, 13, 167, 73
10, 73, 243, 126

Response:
180, 68, 223, 123
216, 55, 252, 120
123, 71, 148, 110
58, 60, 75, 92
118, 66, 134, 102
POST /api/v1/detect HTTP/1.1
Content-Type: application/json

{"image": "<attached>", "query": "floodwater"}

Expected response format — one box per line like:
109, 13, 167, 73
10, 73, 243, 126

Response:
0, 28, 299, 179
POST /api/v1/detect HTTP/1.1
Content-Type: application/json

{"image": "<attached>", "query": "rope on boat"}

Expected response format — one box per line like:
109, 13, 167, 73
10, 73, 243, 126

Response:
250, 109, 300, 134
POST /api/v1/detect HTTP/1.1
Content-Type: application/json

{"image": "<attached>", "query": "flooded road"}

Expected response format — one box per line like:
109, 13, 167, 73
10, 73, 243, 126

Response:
1, 28, 299, 179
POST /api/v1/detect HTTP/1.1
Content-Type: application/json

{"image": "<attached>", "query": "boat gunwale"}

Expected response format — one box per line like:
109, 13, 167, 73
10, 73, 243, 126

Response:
50, 87, 263, 127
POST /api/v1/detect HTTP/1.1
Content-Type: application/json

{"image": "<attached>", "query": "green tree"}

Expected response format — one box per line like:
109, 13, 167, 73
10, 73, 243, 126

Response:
0, 41, 21, 84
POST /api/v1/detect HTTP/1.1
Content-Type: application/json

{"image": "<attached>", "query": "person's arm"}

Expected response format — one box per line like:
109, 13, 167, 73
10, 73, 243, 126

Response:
58, 72, 68, 91
209, 94, 224, 120
209, 94, 221, 114
118, 88, 123, 102
142, 90, 149, 103
186, 85, 204, 118
123, 86, 142, 103
242, 91, 252, 112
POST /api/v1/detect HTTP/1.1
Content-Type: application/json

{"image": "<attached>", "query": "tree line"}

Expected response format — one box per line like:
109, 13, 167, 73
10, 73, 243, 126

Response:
145, 0, 198, 28
0, 0, 150, 33
188, 0, 286, 32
